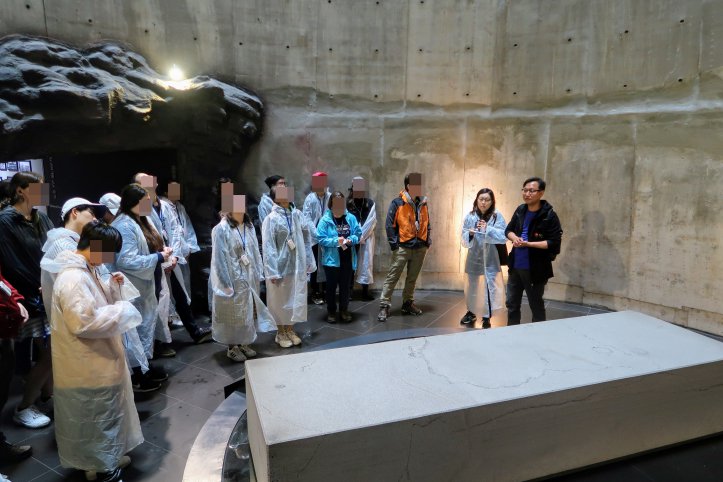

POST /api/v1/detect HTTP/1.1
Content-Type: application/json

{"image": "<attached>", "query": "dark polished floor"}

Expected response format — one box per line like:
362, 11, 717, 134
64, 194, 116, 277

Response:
2, 290, 720, 481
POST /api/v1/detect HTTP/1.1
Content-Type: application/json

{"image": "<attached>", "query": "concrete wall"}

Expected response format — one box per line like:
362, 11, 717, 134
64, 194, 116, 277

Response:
2, 0, 722, 332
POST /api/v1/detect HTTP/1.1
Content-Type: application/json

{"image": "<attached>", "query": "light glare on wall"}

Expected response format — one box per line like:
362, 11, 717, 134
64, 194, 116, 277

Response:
169, 64, 184, 81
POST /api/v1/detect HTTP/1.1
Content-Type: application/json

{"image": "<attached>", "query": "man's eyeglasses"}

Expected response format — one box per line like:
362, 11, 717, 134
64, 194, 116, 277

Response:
521, 189, 541, 194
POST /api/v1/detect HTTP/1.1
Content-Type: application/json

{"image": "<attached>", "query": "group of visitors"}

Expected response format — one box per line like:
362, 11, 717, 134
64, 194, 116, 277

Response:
0, 171, 209, 482
0, 167, 562, 482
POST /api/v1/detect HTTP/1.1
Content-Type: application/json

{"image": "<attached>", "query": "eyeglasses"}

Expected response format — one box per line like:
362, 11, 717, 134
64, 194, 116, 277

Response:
521, 189, 541, 194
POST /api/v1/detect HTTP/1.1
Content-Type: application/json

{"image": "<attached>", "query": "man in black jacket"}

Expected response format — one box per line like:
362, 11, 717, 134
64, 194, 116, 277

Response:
505, 177, 562, 324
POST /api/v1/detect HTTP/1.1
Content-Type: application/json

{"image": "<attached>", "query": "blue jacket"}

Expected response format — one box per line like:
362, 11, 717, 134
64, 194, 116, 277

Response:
316, 210, 362, 270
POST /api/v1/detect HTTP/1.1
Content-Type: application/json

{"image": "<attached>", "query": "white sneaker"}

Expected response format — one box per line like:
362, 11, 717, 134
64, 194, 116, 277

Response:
239, 345, 257, 358
226, 346, 247, 363
275, 331, 292, 348
287, 329, 302, 346
0, 472, 11, 482
85, 455, 130, 481
13, 405, 51, 428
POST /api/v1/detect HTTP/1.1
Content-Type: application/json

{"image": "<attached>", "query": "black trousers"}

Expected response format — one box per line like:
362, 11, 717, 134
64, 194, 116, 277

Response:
309, 244, 324, 295
169, 272, 202, 339
324, 256, 353, 313
506, 268, 547, 324
0, 339, 15, 443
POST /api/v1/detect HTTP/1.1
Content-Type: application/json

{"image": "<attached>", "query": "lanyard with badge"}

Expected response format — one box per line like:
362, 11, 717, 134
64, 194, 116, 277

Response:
283, 209, 296, 251
235, 225, 251, 266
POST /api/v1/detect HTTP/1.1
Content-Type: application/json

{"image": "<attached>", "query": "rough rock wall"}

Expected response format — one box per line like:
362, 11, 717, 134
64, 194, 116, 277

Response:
1, 0, 722, 332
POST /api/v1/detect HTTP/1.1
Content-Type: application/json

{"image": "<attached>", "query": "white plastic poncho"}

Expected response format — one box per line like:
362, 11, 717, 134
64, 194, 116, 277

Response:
112, 213, 161, 361
461, 211, 508, 318
257, 193, 274, 225
172, 200, 199, 295
355, 202, 377, 285
40, 227, 79, 326
302, 190, 331, 247
262, 204, 316, 325
41, 251, 143, 472
210, 218, 276, 345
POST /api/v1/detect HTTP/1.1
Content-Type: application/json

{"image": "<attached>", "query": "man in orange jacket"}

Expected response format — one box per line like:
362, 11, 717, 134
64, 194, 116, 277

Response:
377, 173, 431, 322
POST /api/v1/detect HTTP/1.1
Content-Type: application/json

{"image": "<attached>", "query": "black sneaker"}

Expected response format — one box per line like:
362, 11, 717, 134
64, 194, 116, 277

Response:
131, 373, 162, 393
401, 300, 423, 316
0, 440, 32, 464
193, 327, 213, 344
153, 341, 176, 358
339, 311, 352, 323
482, 317, 491, 328
377, 305, 390, 322
95, 467, 123, 482
312, 293, 325, 305
327, 311, 338, 323
460, 311, 476, 325
360, 291, 375, 301
147, 364, 168, 383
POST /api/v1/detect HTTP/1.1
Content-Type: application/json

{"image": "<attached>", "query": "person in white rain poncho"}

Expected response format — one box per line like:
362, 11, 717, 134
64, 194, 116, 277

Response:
262, 185, 315, 348
41, 221, 143, 482
460, 188, 508, 328
112, 184, 173, 392
347, 176, 377, 301
302, 171, 331, 305
210, 185, 276, 362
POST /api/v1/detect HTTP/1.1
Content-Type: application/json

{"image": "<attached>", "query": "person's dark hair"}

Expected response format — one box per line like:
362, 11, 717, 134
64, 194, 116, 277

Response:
523, 176, 546, 191
119, 184, 164, 252
327, 190, 345, 209
214, 177, 233, 213
3, 171, 43, 208
472, 188, 496, 221
77, 220, 123, 253
62, 205, 93, 226
215, 177, 251, 227
264, 175, 283, 189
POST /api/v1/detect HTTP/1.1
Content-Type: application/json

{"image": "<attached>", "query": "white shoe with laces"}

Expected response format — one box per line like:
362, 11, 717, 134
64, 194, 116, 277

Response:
239, 345, 257, 358
0, 472, 11, 482
275, 330, 292, 348
13, 405, 51, 428
226, 345, 247, 363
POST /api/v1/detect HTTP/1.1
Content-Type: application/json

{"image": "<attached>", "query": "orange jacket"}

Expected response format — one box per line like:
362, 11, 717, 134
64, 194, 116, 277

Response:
385, 190, 430, 249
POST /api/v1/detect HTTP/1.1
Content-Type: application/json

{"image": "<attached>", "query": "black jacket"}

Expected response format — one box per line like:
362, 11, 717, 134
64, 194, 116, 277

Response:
505, 200, 562, 283
0, 206, 54, 315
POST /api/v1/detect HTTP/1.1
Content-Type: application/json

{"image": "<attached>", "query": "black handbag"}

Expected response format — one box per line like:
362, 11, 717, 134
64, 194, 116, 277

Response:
495, 243, 509, 266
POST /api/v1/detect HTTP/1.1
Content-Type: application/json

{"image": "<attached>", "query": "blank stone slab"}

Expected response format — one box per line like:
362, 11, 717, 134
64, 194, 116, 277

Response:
245, 311, 723, 481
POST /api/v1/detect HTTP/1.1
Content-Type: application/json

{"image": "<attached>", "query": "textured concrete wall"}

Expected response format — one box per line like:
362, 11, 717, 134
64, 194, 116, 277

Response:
1, 0, 722, 332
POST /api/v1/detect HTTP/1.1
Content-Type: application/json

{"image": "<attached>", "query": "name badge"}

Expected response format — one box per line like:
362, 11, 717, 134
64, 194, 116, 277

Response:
240, 254, 250, 266
287, 238, 296, 251
0, 281, 11, 297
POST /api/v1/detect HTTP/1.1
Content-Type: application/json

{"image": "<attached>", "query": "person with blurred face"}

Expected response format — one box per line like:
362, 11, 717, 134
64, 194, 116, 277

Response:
377, 173, 431, 322
262, 183, 316, 348
112, 184, 172, 392
316, 191, 361, 323
0, 172, 55, 429
209, 180, 276, 362
132, 173, 211, 351
162, 181, 200, 302
41, 220, 143, 482
257, 175, 286, 226
303, 171, 331, 305
505, 177, 563, 325
346, 176, 377, 301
